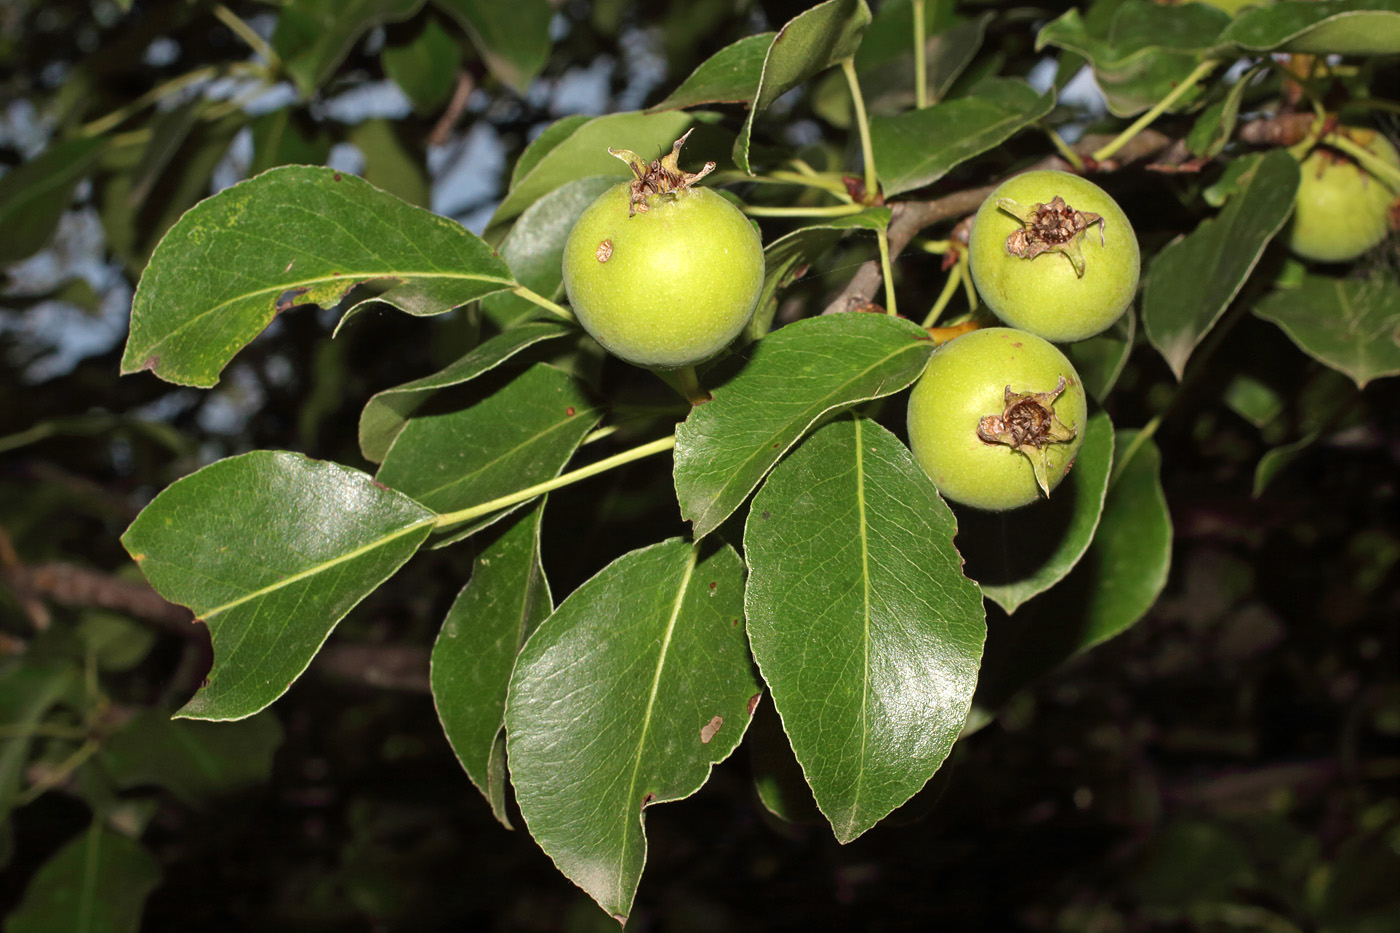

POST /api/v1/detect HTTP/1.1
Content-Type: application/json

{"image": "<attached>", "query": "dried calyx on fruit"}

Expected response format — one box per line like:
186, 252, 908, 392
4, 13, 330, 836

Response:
999, 196, 1105, 278
975, 377, 1077, 497
609, 130, 715, 216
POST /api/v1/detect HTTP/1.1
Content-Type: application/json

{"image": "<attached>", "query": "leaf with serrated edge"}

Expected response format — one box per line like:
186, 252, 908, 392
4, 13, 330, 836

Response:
432, 502, 551, 827
506, 539, 759, 922
1253, 274, 1400, 389
359, 322, 574, 462
871, 78, 1054, 197
122, 451, 436, 721
970, 412, 1116, 615
675, 313, 935, 539
734, 0, 872, 173
1144, 150, 1299, 379
122, 166, 515, 388
375, 364, 599, 540
744, 417, 985, 843
648, 34, 776, 112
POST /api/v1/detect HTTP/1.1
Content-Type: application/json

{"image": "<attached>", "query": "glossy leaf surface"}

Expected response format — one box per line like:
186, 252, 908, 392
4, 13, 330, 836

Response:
733, 0, 872, 173
432, 503, 551, 827
375, 364, 598, 532
1224, 0, 1400, 55
123, 166, 514, 387
359, 321, 574, 462
1144, 150, 1299, 379
744, 418, 985, 842
871, 79, 1054, 197
674, 313, 936, 539
965, 412, 1115, 615
1036, 1, 1227, 116
122, 451, 436, 720
648, 34, 775, 111
381, 17, 461, 112
1253, 274, 1400, 389
5, 824, 161, 933
506, 539, 759, 921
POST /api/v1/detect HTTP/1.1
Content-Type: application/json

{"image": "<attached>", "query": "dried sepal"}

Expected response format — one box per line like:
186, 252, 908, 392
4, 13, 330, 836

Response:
608, 129, 716, 217
977, 376, 1078, 497
998, 195, 1105, 278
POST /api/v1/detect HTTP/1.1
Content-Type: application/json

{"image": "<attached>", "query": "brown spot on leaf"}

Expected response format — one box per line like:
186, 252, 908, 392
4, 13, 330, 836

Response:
640, 792, 655, 810
284, 260, 294, 273
761, 511, 770, 520
137, 354, 160, 373
700, 715, 723, 744
566, 406, 576, 416
731, 618, 740, 627
708, 582, 716, 595
332, 172, 342, 181
747, 693, 762, 716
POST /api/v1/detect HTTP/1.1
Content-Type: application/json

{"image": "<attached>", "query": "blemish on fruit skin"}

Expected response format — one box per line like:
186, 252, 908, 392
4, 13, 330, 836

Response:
596, 239, 613, 262
332, 172, 342, 181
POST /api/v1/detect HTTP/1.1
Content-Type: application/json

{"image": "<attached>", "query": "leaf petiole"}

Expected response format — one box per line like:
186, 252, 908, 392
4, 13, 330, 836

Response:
841, 58, 879, 201
1091, 59, 1217, 164
512, 285, 576, 322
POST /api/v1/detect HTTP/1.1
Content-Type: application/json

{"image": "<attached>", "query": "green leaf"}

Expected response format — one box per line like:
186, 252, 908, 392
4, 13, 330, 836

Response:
1253, 431, 1320, 498
506, 539, 759, 922
674, 313, 936, 539
749, 209, 891, 338
1066, 307, 1136, 404
486, 112, 694, 237
744, 417, 985, 843
0, 665, 75, 821
375, 364, 599, 534
359, 321, 573, 462
0, 137, 105, 264
733, 0, 872, 174
480, 175, 617, 327
1143, 150, 1300, 379
1223, 0, 1400, 55
434, 0, 553, 94
870, 78, 1054, 197
647, 33, 775, 112
348, 119, 430, 208
126, 98, 206, 211
100, 710, 284, 804
382, 17, 462, 112
122, 165, 515, 388
1185, 64, 1262, 160
4, 823, 161, 933
272, 0, 425, 98
961, 412, 1115, 614
122, 451, 436, 721
432, 502, 550, 827
1253, 273, 1400, 389
1036, 0, 1228, 117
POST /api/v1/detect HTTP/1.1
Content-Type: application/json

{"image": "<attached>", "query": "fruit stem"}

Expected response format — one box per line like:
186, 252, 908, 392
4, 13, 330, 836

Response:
433, 434, 678, 531
675, 365, 711, 405
841, 58, 879, 202
512, 285, 576, 322
913, 0, 928, 109
213, 3, 280, 67
921, 263, 962, 327
1323, 131, 1400, 191
877, 227, 897, 317
1091, 59, 1217, 164
742, 203, 867, 218
1042, 123, 1085, 172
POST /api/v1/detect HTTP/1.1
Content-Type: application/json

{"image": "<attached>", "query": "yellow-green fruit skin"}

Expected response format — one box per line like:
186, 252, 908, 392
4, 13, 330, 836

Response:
1288, 131, 1400, 263
907, 328, 1087, 512
561, 182, 764, 369
969, 170, 1140, 343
